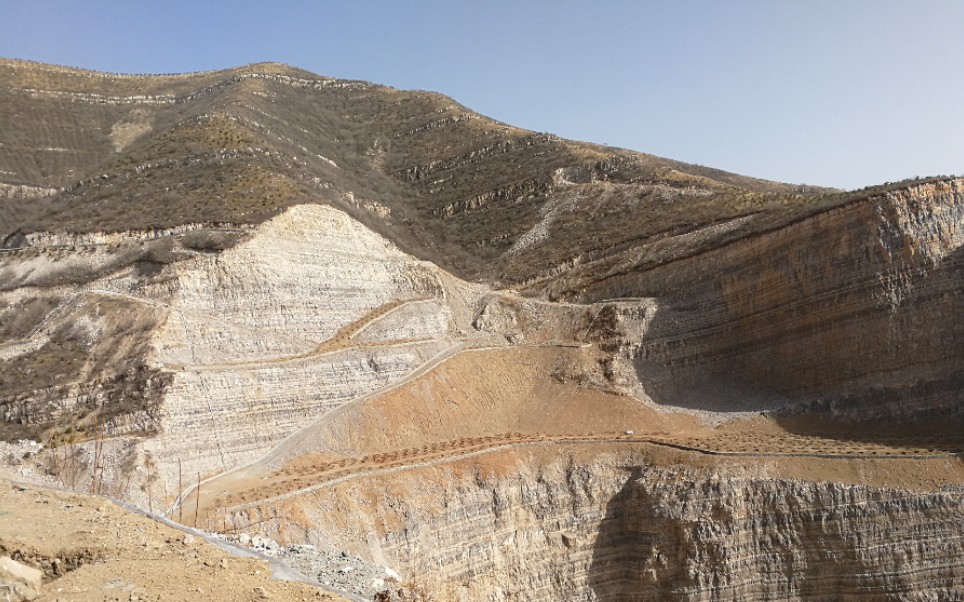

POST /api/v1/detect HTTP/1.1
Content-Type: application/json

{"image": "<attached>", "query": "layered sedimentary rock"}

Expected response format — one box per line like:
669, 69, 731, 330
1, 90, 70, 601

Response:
151, 204, 445, 365
144, 204, 470, 491
1, 59, 962, 601
545, 181, 963, 420
590, 468, 964, 601
0, 203, 477, 500
245, 448, 964, 602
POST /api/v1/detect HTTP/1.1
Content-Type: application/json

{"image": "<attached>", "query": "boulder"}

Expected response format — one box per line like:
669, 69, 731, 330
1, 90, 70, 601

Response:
0, 556, 42, 601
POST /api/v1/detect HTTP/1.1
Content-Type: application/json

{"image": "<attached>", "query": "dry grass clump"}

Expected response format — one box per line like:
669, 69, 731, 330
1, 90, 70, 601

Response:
0, 338, 86, 400
0, 296, 60, 338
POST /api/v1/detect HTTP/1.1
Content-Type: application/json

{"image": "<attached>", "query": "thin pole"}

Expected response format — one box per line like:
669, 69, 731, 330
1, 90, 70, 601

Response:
194, 471, 201, 529
178, 458, 183, 524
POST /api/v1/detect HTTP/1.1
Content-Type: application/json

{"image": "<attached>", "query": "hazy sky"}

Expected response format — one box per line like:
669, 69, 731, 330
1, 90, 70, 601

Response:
2, 0, 962, 190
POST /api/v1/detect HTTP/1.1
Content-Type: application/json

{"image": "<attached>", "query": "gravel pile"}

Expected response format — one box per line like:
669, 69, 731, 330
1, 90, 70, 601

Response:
228, 534, 401, 600
280, 545, 401, 600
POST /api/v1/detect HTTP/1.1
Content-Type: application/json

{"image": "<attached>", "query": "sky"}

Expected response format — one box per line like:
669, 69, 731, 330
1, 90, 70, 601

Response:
2, 0, 962, 190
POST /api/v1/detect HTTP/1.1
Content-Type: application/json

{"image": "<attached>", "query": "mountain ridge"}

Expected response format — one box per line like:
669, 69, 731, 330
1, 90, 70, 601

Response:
2, 57, 844, 285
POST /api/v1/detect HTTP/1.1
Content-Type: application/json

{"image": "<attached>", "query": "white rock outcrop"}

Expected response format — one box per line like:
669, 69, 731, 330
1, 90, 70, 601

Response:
144, 205, 466, 490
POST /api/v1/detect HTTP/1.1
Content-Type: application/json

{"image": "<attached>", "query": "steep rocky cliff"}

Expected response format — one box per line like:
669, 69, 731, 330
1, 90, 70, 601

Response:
539, 180, 963, 422
229, 446, 964, 602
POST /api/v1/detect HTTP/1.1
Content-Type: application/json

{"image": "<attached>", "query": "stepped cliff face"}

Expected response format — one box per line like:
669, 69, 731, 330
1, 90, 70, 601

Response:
0, 59, 962, 601
145, 204, 464, 491
1, 202, 479, 504
543, 180, 963, 421
234, 447, 964, 602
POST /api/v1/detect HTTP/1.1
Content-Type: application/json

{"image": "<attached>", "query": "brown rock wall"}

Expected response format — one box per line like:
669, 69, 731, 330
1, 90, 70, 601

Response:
579, 181, 963, 419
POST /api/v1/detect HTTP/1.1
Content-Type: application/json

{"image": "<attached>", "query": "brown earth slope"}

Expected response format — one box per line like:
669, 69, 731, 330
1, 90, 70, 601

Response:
2, 57, 835, 284
0, 482, 346, 602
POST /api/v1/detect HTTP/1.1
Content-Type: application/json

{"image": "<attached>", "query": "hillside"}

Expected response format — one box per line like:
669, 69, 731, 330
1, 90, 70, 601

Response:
0, 481, 352, 601
1, 59, 962, 601
1, 58, 838, 284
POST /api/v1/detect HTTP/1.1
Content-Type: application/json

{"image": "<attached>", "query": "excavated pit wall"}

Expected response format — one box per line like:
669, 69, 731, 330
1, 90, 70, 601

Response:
248, 449, 964, 601
144, 204, 468, 494
577, 181, 963, 420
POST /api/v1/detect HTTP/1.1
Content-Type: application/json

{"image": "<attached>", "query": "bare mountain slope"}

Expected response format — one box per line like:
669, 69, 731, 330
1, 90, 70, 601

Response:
2, 58, 837, 284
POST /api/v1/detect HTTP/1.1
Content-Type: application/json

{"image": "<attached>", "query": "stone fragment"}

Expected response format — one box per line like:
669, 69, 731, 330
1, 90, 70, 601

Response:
0, 556, 43, 601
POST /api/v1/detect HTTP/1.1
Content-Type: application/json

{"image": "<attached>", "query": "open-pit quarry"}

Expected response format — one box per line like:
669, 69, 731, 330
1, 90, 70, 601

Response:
1, 59, 962, 601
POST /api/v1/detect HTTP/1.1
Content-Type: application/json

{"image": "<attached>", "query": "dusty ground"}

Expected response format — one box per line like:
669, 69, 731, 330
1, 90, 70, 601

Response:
0, 482, 347, 602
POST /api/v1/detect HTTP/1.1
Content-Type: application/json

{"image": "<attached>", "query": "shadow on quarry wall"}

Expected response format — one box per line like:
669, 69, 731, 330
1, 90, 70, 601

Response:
628, 289, 801, 416
632, 239, 964, 431
585, 466, 964, 602
631, 354, 793, 415
587, 467, 656, 602
774, 243, 963, 439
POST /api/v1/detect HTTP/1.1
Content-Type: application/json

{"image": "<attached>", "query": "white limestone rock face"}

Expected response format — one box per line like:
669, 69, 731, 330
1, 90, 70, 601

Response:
146, 205, 460, 487
0, 203, 476, 502
153, 205, 440, 366
152, 342, 452, 483
352, 299, 452, 344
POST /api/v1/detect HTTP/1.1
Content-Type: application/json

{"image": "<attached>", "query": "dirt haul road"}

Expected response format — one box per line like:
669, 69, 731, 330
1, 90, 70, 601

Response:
191, 430, 964, 528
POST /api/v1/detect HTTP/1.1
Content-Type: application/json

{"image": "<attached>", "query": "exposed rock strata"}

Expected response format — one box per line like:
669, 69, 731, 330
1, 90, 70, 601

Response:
550, 181, 964, 421
1, 59, 962, 602
1, 204, 479, 501
240, 449, 964, 602
143, 205, 471, 491
590, 468, 964, 601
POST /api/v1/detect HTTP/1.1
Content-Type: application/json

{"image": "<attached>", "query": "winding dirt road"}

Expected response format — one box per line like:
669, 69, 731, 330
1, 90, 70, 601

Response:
197, 430, 964, 525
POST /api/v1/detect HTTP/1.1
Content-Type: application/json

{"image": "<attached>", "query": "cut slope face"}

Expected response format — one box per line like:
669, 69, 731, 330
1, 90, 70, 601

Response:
551, 180, 963, 423
215, 440, 964, 602
0, 201, 482, 506
145, 204, 466, 495
195, 338, 963, 602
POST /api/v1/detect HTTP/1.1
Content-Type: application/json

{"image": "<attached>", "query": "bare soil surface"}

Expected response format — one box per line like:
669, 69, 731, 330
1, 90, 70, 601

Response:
0, 482, 346, 602
189, 347, 964, 527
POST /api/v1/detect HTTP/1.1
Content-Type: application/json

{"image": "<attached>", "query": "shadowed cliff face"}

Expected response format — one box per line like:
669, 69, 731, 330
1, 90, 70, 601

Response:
575, 181, 964, 424
588, 467, 964, 602
802, 240, 962, 423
